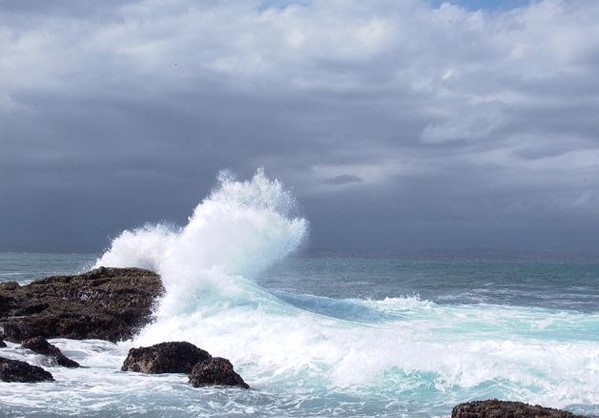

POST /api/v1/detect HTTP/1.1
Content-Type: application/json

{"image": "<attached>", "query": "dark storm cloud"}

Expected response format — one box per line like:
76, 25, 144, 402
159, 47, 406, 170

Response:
1, 0, 599, 253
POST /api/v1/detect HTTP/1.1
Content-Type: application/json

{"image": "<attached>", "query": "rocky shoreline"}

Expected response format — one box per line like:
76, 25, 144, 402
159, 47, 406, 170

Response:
0, 267, 591, 417
0, 267, 250, 390
0, 266, 164, 342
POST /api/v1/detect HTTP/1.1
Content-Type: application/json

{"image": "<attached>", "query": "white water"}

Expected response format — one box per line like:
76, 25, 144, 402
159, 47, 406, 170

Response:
95, 169, 308, 317
2, 170, 598, 417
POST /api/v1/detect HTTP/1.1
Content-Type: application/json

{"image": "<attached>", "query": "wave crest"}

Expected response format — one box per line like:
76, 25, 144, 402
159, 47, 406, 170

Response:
95, 169, 308, 316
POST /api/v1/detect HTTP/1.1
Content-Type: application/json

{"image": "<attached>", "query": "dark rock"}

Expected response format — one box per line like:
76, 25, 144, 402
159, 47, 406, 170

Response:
0, 267, 164, 343
121, 341, 211, 374
0, 339, 6, 348
0, 288, 17, 311
452, 400, 587, 418
189, 357, 249, 389
21, 336, 80, 368
0, 356, 54, 382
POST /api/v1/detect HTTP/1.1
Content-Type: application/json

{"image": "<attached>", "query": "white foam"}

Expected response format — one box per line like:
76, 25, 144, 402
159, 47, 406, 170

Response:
95, 168, 308, 316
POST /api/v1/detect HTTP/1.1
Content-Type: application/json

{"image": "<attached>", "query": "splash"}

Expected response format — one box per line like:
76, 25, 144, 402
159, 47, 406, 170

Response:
95, 169, 308, 316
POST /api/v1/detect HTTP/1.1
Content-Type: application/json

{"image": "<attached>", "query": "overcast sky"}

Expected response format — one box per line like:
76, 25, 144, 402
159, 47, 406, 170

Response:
1, 0, 598, 254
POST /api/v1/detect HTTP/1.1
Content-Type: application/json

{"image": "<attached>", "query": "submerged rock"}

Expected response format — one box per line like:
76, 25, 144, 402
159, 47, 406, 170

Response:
121, 341, 211, 374
452, 400, 587, 418
21, 336, 80, 368
0, 356, 54, 383
0, 267, 164, 343
188, 357, 249, 389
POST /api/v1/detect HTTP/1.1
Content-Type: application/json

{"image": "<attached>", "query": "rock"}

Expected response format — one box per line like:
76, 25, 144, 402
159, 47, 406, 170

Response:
0, 267, 164, 342
0, 339, 6, 348
0, 356, 54, 382
452, 400, 587, 418
21, 336, 80, 368
188, 357, 249, 389
121, 341, 211, 374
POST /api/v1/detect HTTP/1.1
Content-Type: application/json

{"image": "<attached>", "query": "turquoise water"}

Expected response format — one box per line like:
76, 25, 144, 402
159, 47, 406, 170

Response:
1, 252, 599, 417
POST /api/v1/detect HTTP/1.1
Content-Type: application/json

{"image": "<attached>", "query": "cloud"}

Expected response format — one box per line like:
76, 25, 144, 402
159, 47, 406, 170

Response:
321, 174, 363, 186
420, 102, 506, 143
1, 0, 599, 252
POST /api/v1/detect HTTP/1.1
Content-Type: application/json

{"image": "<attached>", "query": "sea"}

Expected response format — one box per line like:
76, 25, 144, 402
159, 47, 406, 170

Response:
1, 171, 598, 417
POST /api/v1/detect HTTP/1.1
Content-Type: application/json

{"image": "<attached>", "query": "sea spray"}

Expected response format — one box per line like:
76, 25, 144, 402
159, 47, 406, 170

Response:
95, 169, 308, 316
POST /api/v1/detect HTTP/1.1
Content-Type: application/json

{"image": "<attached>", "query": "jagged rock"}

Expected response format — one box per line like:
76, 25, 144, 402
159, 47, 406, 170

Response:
0, 267, 164, 342
121, 341, 211, 374
0, 356, 54, 382
188, 357, 249, 389
452, 400, 587, 418
21, 336, 79, 368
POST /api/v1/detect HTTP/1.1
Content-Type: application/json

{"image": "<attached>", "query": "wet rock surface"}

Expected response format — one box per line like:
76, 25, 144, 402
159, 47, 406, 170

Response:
452, 400, 588, 418
0, 267, 164, 343
121, 341, 249, 389
0, 356, 54, 382
21, 336, 80, 368
0, 339, 6, 348
188, 357, 250, 389
121, 341, 211, 374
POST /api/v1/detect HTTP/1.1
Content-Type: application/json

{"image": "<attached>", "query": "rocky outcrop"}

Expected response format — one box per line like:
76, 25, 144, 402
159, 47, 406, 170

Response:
0, 356, 54, 382
121, 341, 249, 389
121, 341, 211, 374
0, 267, 164, 343
21, 336, 80, 368
189, 357, 249, 389
452, 400, 587, 418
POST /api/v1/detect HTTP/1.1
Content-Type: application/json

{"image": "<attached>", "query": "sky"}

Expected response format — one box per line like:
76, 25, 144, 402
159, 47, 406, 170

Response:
1, 0, 598, 254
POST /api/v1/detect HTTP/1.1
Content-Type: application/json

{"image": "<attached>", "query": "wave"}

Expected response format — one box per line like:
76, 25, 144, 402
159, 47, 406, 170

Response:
90, 170, 599, 413
95, 168, 308, 316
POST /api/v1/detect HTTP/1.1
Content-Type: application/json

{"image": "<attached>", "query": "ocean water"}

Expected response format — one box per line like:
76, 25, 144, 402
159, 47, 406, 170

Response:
1, 171, 598, 417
